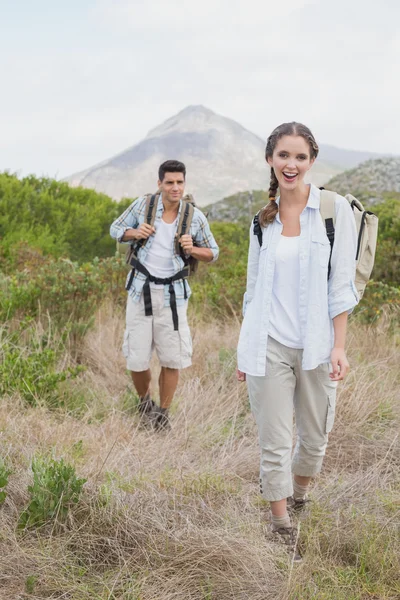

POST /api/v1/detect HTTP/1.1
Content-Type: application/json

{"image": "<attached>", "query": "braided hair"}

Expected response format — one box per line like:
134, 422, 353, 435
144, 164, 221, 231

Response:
259, 122, 319, 227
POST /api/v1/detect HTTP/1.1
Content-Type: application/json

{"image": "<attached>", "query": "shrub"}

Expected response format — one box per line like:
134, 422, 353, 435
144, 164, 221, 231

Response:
0, 459, 11, 505
370, 196, 400, 286
0, 327, 84, 406
354, 280, 400, 325
191, 221, 248, 317
18, 456, 86, 528
0, 256, 127, 335
0, 171, 133, 268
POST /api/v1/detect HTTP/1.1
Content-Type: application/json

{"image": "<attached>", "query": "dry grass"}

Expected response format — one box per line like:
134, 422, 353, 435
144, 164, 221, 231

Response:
0, 306, 399, 599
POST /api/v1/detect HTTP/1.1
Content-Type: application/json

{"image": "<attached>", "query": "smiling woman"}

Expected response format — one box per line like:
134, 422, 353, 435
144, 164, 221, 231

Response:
236, 121, 359, 562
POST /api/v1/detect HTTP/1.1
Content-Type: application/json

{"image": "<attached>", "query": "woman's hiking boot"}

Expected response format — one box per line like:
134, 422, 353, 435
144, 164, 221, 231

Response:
138, 394, 155, 416
272, 525, 302, 563
150, 406, 171, 431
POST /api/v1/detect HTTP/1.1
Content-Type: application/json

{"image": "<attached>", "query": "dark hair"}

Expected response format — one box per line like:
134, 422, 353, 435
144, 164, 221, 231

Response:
260, 122, 319, 226
158, 160, 186, 182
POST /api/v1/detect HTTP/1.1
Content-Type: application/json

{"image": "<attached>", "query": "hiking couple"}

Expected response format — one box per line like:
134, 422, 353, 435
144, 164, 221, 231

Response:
111, 122, 373, 560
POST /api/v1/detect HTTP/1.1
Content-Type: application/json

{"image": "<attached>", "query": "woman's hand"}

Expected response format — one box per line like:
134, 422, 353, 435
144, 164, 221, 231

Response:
236, 369, 246, 382
330, 348, 350, 381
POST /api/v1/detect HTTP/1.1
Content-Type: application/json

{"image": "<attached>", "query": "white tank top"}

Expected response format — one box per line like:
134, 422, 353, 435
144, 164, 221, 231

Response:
142, 218, 177, 288
268, 235, 303, 349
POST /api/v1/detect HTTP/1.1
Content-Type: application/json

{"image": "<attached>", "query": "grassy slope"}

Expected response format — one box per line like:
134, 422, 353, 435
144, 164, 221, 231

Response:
0, 307, 399, 599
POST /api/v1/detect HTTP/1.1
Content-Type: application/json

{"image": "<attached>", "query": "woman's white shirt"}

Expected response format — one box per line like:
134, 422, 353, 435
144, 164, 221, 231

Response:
237, 184, 359, 376
268, 235, 303, 349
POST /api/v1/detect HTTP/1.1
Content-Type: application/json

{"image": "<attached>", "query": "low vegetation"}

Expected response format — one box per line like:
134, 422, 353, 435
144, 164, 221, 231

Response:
0, 306, 399, 598
0, 172, 399, 597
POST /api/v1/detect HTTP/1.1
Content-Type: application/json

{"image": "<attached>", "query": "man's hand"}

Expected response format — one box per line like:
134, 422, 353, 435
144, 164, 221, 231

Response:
236, 369, 246, 382
179, 234, 194, 255
124, 224, 155, 242
135, 223, 156, 240
330, 348, 350, 381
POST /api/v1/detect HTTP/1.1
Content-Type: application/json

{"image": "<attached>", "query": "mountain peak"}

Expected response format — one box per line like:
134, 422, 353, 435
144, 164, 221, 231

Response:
145, 104, 237, 140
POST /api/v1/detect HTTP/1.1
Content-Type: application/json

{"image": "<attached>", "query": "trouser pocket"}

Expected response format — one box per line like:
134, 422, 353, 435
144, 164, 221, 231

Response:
325, 393, 336, 434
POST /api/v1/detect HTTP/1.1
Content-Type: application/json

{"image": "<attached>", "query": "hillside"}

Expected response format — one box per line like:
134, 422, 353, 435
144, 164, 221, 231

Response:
205, 189, 269, 223
326, 157, 400, 203
206, 157, 400, 222
65, 106, 343, 206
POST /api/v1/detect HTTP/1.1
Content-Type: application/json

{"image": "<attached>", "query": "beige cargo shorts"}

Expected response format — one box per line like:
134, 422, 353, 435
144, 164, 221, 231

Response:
122, 288, 192, 372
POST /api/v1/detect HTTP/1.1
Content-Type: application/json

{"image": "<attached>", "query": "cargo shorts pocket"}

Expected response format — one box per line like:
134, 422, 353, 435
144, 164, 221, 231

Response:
122, 331, 129, 358
180, 330, 193, 360
325, 393, 336, 434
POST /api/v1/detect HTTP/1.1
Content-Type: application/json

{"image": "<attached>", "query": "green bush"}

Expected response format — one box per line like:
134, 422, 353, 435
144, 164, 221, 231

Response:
0, 459, 11, 505
19, 456, 86, 528
0, 255, 127, 333
191, 221, 248, 317
0, 171, 133, 269
0, 327, 84, 406
372, 196, 400, 286
354, 280, 400, 324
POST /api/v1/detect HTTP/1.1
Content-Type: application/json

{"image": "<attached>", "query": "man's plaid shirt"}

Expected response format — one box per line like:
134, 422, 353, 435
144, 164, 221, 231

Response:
110, 195, 219, 306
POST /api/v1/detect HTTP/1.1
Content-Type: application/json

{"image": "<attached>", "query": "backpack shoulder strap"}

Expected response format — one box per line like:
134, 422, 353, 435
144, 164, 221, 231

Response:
175, 200, 195, 255
253, 212, 263, 247
134, 192, 159, 252
144, 192, 159, 227
319, 189, 337, 227
319, 189, 337, 279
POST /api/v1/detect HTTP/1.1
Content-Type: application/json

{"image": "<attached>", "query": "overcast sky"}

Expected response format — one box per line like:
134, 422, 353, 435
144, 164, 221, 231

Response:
2, 0, 399, 178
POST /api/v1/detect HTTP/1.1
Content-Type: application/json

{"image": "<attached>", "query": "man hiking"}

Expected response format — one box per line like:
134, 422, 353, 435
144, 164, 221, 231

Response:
110, 160, 219, 430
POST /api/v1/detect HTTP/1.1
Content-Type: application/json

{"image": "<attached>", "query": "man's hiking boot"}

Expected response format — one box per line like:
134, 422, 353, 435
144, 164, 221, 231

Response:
150, 406, 171, 431
272, 525, 302, 563
287, 496, 311, 515
138, 394, 155, 416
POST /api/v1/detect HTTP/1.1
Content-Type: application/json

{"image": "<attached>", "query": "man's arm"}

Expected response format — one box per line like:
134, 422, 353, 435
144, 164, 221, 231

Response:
180, 236, 214, 262
180, 210, 219, 263
110, 197, 146, 243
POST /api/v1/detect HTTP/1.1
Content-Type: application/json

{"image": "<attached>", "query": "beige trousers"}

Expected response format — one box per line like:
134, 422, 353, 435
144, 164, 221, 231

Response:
247, 336, 337, 502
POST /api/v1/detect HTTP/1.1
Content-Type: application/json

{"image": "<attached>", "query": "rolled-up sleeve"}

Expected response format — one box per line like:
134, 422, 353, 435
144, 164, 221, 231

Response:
193, 210, 219, 262
328, 195, 359, 319
110, 197, 142, 243
243, 221, 260, 316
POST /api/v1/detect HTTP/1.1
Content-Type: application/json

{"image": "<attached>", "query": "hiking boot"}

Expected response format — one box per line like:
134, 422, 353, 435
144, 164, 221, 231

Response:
150, 406, 171, 431
138, 394, 155, 416
287, 496, 311, 515
273, 525, 302, 563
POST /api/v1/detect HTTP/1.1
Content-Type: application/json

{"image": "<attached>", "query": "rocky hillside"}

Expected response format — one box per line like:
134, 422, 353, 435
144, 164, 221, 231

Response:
65, 106, 341, 206
204, 190, 269, 223
326, 157, 400, 204
207, 157, 400, 222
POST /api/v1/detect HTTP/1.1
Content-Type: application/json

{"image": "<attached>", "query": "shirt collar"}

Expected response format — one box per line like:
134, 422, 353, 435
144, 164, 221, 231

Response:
157, 193, 184, 218
276, 183, 320, 213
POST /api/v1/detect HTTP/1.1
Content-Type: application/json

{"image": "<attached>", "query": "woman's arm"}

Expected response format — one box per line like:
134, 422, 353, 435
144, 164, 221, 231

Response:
330, 311, 349, 381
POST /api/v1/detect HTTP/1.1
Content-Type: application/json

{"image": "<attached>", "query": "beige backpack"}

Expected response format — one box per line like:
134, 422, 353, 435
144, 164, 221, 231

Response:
319, 189, 379, 299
